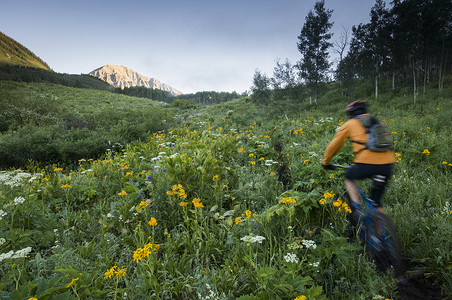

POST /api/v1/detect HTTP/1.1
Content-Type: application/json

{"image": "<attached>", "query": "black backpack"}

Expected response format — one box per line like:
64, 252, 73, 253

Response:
352, 116, 394, 153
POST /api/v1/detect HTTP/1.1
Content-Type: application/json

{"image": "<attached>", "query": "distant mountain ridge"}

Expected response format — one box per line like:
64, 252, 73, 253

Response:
89, 65, 182, 96
0, 32, 50, 70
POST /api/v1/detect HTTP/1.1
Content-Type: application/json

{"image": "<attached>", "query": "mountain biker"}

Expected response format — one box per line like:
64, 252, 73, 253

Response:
321, 100, 396, 219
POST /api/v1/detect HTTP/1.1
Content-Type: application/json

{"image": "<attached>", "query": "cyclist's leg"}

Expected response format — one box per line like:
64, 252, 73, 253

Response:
345, 164, 370, 221
370, 164, 393, 213
345, 178, 360, 205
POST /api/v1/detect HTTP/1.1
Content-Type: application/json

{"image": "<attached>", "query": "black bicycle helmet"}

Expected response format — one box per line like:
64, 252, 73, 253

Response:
345, 100, 367, 117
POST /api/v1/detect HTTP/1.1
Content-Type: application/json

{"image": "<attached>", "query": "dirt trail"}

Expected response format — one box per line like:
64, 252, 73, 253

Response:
396, 273, 444, 300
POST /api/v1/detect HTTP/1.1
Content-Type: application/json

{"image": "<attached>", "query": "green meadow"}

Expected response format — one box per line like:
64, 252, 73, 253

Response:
0, 80, 451, 299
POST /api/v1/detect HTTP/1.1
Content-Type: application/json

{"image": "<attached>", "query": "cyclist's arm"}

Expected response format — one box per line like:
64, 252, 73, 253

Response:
322, 122, 350, 165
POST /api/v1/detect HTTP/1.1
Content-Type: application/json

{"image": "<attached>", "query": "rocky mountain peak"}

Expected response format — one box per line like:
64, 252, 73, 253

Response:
89, 64, 182, 96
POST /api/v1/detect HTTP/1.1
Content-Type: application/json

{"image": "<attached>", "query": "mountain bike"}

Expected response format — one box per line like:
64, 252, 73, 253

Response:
328, 164, 406, 276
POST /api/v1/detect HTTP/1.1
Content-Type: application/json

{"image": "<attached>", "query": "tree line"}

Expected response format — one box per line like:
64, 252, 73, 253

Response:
252, 0, 452, 104
0, 64, 243, 105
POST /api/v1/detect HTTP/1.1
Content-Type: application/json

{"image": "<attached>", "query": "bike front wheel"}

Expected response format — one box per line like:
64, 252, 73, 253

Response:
364, 212, 406, 276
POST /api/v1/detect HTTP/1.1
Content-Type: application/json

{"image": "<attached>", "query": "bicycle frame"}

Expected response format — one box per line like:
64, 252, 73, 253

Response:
330, 164, 390, 251
327, 164, 405, 276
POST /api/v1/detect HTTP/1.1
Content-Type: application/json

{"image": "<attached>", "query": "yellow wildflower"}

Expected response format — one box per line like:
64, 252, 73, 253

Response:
213, 175, 219, 182
319, 198, 326, 205
179, 201, 188, 207
281, 197, 296, 204
148, 217, 157, 226
192, 198, 204, 208
139, 201, 148, 208
28, 298, 38, 300
133, 248, 146, 262
115, 267, 127, 279
104, 266, 117, 279
294, 295, 307, 300
422, 149, 430, 155
54, 168, 63, 172
235, 217, 242, 224
442, 161, 447, 165
245, 210, 252, 219
61, 184, 72, 189
323, 192, 335, 199
118, 190, 127, 196
333, 199, 342, 207
178, 188, 187, 198
66, 277, 79, 288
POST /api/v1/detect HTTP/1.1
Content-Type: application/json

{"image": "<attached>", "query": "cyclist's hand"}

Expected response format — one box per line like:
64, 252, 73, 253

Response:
322, 164, 336, 170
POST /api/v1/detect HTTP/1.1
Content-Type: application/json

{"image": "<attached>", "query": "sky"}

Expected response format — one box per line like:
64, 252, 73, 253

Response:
1, 0, 377, 94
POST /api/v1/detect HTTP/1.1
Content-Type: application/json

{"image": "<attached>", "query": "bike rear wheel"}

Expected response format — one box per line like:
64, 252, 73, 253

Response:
364, 212, 406, 276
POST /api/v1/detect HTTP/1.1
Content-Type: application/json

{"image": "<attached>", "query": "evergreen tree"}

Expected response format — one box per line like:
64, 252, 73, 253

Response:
297, 0, 333, 104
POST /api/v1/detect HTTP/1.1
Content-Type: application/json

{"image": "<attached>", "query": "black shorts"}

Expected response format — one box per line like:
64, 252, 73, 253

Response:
345, 163, 393, 207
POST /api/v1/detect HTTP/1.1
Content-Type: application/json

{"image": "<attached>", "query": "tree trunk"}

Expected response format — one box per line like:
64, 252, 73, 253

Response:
413, 63, 417, 104
375, 64, 379, 99
392, 71, 395, 90
439, 36, 448, 93
440, 50, 448, 92
423, 59, 427, 97
375, 74, 378, 99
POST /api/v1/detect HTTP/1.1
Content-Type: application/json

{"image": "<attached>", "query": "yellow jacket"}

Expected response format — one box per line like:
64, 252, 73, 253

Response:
322, 115, 396, 165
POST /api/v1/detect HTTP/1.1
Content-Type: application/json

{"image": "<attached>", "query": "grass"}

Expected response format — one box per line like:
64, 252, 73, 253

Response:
0, 80, 451, 299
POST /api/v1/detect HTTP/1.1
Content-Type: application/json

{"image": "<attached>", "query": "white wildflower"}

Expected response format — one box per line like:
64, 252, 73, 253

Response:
284, 253, 299, 264
0, 170, 32, 187
0, 247, 32, 262
302, 239, 317, 249
11, 247, 32, 259
13, 196, 26, 205
0, 238, 6, 246
264, 160, 278, 166
28, 173, 43, 182
443, 201, 451, 216
0, 209, 7, 219
241, 234, 266, 245
0, 251, 14, 262
309, 261, 320, 267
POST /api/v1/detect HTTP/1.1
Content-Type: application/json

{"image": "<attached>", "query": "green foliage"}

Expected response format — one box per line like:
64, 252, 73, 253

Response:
297, 0, 333, 101
0, 75, 451, 299
0, 65, 113, 91
0, 81, 176, 168
115, 86, 173, 103
177, 90, 242, 105
170, 98, 197, 109
0, 31, 50, 70
251, 69, 271, 105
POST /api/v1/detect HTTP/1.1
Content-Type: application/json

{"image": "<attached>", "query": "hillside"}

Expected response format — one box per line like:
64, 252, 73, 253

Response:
0, 81, 175, 167
0, 31, 50, 70
0, 84, 450, 298
90, 64, 183, 96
